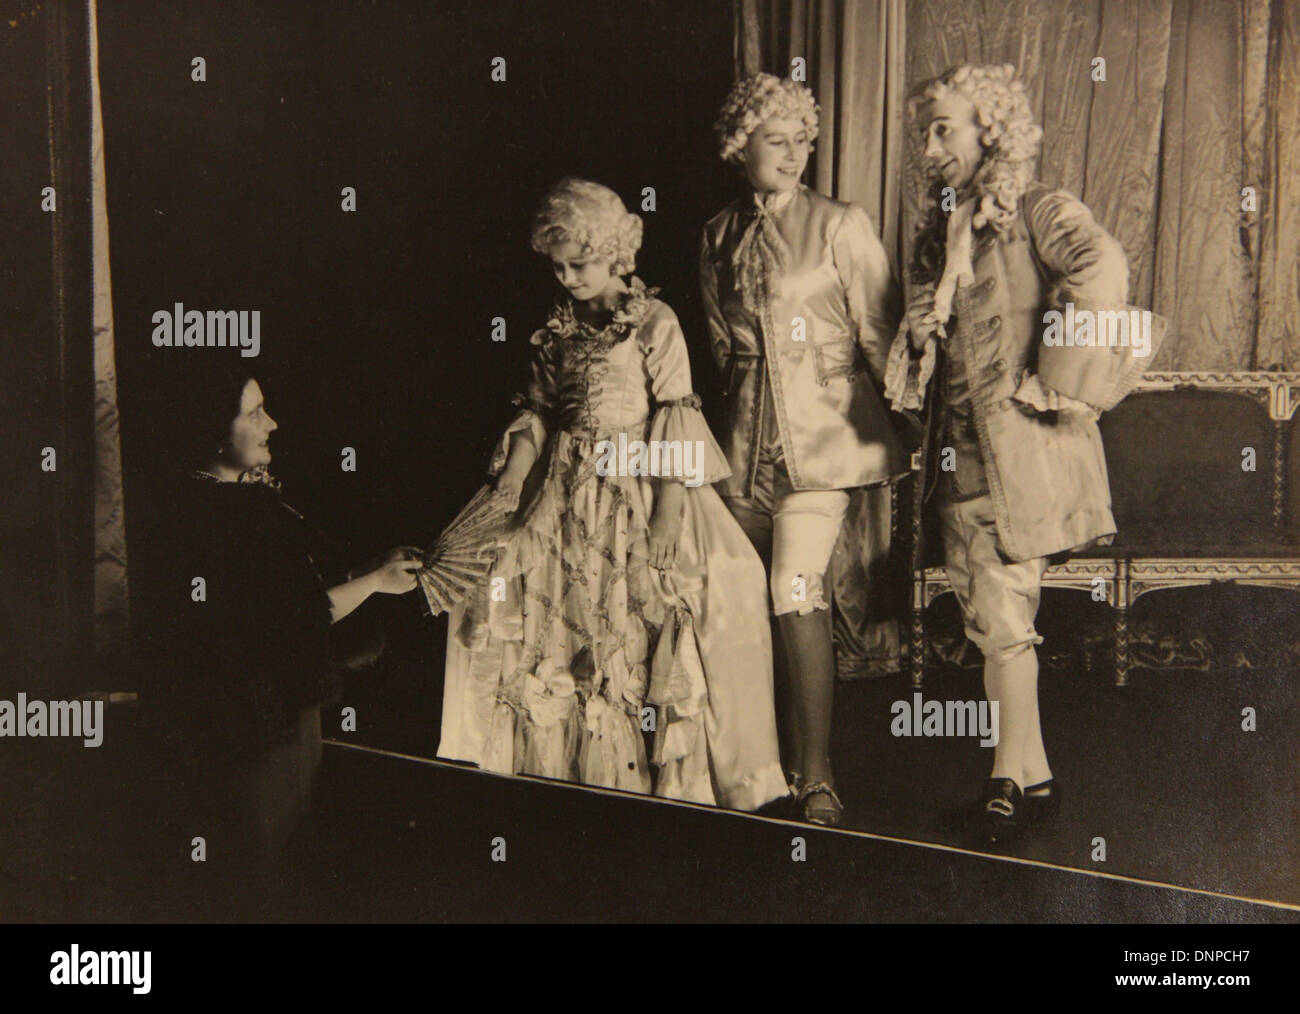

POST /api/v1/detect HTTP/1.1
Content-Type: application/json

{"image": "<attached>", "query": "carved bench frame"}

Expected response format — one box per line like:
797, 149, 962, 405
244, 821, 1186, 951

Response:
906, 372, 1300, 686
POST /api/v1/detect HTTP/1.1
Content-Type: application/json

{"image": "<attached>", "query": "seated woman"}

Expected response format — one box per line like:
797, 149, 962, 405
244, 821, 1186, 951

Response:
141, 365, 423, 871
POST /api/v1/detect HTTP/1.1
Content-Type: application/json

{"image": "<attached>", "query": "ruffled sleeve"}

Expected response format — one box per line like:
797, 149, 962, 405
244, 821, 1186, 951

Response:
488, 335, 559, 476
831, 202, 903, 385
883, 315, 937, 413
1010, 373, 1100, 419
637, 302, 731, 486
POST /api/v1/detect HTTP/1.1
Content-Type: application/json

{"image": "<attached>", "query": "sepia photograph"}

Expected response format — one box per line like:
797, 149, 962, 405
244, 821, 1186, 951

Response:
1, 0, 1297, 981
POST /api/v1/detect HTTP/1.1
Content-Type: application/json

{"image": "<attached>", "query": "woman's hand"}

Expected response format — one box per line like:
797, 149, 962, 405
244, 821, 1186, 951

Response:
648, 511, 682, 571
648, 483, 686, 571
349, 546, 422, 582
329, 547, 423, 622
368, 549, 424, 595
907, 287, 942, 350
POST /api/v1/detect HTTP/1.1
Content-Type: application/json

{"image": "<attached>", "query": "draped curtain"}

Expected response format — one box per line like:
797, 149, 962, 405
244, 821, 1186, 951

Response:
742, 0, 1300, 371
735, 0, 1300, 675
906, 0, 1300, 370
91, 0, 130, 654
2, 0, 99, 683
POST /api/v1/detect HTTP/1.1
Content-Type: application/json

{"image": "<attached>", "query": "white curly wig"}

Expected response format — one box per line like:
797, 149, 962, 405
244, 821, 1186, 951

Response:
907, 63, 1042, 235
530, 178, 643, 276
714, 72, 820, 166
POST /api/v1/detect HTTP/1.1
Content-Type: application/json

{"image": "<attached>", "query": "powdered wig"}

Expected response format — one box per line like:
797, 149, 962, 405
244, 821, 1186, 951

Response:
908, 64, 1042, 230
529, 178, 643, 276
906, 63, 1042, 283
714, 72, 820, 165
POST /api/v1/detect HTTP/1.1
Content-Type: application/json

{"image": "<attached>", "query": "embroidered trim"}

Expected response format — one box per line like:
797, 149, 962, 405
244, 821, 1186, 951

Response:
530, 276, 661, 350
812, 342, 865, 386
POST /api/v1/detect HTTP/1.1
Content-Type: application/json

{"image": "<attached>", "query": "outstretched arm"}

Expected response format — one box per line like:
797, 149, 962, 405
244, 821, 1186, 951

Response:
328, 547, 424, 623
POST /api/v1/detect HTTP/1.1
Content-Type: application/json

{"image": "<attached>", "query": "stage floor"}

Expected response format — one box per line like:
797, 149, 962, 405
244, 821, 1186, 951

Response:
7, 738, 1294, 923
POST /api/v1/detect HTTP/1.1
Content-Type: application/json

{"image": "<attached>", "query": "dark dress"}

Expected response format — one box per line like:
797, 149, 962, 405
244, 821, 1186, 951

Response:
143, 475, 340, 870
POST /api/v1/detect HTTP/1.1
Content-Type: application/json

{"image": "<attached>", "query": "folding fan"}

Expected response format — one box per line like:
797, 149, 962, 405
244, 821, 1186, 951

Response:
417, 484, 514, 616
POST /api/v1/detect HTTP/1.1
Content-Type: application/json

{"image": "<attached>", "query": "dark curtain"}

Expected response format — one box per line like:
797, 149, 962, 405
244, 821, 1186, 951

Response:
0, 0, 96, 690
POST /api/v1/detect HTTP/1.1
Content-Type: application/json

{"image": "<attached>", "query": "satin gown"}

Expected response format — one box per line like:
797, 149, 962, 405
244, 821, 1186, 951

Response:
438, 281, 788, 812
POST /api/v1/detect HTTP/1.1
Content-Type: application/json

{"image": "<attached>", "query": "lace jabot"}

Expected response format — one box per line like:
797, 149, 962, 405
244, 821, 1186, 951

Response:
731, 188, 795, 316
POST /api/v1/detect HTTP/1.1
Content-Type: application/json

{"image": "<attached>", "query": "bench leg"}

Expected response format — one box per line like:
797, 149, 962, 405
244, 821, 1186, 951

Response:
1114, 605, 1131, 687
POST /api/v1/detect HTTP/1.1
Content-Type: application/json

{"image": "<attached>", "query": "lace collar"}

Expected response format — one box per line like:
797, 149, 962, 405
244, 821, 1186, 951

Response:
531, 276, 660, 348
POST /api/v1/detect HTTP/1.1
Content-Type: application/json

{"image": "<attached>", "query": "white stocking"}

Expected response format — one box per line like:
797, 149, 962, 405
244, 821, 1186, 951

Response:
983, 645, 1046, 788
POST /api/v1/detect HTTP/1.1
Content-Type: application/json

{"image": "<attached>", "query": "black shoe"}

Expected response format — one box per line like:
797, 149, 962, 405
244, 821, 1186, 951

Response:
975, 777, 1023, 845
1021, 779, 1061, 826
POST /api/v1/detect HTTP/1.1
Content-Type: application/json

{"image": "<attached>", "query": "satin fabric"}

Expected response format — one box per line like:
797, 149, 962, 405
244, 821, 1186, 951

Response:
892, 184, 1132, 562
724, 392, 851, 615
700, 185, 907, 497
939, 494, 1048, 662
438, 293, 788, 812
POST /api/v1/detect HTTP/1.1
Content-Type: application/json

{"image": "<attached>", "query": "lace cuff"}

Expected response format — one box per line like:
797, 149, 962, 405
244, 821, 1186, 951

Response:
1011, 373, 1100, 420
883, 322, 936, 412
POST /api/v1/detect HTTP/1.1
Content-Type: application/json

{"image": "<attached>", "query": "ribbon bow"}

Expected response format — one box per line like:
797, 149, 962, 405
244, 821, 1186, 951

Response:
646, 607, 708, 766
